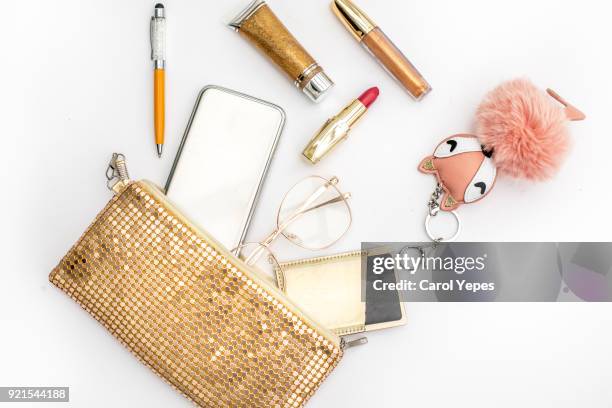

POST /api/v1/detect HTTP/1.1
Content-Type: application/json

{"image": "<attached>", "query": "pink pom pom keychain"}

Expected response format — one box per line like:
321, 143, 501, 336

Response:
419, 79, 585, 241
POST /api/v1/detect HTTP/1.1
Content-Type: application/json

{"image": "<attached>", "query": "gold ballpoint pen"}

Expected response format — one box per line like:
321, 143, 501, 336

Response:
150, 4, 166, 157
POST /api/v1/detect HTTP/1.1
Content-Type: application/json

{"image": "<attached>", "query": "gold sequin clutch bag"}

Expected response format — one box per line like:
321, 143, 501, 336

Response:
49, 172, 343, 407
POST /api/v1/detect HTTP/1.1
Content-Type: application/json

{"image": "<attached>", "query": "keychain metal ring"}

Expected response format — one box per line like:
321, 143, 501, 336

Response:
425, 211, 461, 242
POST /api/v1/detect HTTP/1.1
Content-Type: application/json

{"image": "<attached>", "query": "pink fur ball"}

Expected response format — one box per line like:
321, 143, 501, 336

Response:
476, 79, 569, 181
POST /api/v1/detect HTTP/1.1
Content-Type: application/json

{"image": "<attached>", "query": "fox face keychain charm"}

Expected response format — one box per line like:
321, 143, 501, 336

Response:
419, 134, 497, 211
419, 78, 585, 241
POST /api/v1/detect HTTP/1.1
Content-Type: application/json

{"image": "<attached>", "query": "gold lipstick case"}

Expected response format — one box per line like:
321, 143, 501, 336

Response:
332, 0, 431, 100
303, 98, 366, 164
229, 0, 334, 102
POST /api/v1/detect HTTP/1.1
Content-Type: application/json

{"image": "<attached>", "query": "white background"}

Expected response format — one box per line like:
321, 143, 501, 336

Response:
3, 0, 612, 406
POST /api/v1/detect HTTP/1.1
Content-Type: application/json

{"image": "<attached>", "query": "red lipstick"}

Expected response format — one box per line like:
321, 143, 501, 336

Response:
303, 87, 379, 164
358, 86, 379, 108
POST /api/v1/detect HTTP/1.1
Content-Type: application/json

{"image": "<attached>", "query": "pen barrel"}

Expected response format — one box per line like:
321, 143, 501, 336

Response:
362, 28, 431, 100
154, 69, 165, 144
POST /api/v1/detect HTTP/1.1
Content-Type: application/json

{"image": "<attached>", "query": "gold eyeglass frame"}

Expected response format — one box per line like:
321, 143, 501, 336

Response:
233, 176, 352, 268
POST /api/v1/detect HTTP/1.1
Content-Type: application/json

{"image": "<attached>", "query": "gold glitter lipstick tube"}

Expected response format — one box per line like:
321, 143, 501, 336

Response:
229, 0, 334, 103
331, 0, 431, 100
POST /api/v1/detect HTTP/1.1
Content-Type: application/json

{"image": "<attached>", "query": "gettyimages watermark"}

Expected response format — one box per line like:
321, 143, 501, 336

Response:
361, 243, 612, 302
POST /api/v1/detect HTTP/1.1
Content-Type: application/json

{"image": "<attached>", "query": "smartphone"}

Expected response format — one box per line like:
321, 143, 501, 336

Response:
165, 85, 285, 251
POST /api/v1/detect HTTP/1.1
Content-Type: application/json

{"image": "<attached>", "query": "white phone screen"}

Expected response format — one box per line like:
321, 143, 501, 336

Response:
165, 86, 285, 251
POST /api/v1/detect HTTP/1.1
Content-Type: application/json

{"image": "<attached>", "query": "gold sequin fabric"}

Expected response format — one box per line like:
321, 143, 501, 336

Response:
49, 181, 343, 408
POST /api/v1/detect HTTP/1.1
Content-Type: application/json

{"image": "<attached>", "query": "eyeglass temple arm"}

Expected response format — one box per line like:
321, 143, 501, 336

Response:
299, 192, 351, 215
244, 225, 287, 266
270, 182, 349, 244
244, 178, 350, 266
243, 230, 282, 266
274, 178, 353, 243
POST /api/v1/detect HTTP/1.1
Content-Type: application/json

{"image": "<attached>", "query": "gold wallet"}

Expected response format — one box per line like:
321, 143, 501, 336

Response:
276, 250, 407, 336
49, 169, 343, 407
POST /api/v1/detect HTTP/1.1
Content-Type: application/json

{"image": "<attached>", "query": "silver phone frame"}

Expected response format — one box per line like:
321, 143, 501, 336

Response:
165, 85, 286, 251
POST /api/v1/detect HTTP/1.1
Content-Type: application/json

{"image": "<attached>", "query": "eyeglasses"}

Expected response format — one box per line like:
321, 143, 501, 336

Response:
233, 176, 352, 282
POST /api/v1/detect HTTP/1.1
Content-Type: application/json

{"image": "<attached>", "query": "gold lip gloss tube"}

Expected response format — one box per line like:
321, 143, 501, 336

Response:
331, 0, 431, 101
228, 0, 334, 103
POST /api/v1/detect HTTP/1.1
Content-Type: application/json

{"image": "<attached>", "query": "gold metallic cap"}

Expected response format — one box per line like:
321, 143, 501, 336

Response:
331, 0, 377, 41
